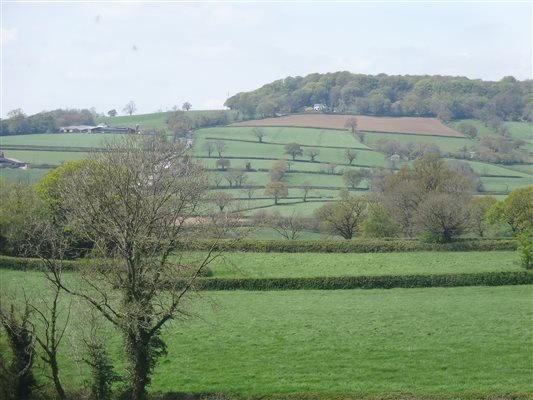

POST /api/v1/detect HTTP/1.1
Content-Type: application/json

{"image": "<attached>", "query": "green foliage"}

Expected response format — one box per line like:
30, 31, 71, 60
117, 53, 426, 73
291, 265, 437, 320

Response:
0, 183, 47, 256
0, 303, 37, 400
224, 72, 531, 122
360, 204, 400, 238
487, 186, 533, 234
517, 230, 533, 269
1, 108, 94, 136
284, 142, 303, 160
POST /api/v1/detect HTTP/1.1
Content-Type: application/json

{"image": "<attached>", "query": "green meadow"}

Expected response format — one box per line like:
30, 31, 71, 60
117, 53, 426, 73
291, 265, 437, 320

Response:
1, 268, 531, 396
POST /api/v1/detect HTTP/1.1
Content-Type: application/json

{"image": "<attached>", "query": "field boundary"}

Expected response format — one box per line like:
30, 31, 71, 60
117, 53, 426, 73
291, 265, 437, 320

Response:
194, 271, 533, 291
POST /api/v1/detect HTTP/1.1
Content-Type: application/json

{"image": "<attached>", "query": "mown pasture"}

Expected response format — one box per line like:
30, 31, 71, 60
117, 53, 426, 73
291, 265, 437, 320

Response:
1, 267, 531, 396
199, 250, 522, 278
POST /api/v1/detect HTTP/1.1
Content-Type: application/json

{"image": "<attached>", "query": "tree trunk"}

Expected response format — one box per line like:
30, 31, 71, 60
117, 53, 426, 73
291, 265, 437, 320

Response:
126, 335, 151, 400
50, 355, 66, 400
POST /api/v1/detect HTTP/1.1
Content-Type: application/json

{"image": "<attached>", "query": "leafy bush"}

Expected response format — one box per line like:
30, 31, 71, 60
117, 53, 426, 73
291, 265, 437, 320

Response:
517, 230, 533, 269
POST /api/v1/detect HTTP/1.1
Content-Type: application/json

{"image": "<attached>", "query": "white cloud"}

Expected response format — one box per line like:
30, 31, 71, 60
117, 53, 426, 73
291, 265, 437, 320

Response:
1, 27, 18, 47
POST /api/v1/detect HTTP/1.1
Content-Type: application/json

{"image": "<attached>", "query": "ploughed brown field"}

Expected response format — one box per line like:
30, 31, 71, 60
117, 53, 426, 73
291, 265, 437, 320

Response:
231, 114, 464, 137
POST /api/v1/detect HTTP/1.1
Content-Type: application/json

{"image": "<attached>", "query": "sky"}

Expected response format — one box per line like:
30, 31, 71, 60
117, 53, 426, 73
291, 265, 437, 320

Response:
1, 0, 532, 118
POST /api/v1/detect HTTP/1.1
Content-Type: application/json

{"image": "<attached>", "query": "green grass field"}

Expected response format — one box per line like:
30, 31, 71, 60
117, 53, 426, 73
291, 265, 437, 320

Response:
0, 167, 49, 184
2, 268, 530, 396
0, 133, 121, 148
95, 110, 239, 130
203, 251, 521, 278
1, 149, 88, 165
196, 126, 369, 149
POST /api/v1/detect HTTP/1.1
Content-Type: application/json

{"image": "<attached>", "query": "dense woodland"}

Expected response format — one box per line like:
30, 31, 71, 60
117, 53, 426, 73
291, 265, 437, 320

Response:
225, 72, 532, 122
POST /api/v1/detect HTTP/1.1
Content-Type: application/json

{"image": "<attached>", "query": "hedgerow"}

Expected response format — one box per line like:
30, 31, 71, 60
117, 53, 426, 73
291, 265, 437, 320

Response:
191, 271, 533, 291
177, 239, 517, 253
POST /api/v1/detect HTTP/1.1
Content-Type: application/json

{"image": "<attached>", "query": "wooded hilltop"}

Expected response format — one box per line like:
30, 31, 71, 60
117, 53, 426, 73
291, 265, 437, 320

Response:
224, 72, 532, 124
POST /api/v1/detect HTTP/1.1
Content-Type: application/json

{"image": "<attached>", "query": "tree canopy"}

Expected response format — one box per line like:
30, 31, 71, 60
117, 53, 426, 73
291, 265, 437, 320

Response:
224, 72, 532, 122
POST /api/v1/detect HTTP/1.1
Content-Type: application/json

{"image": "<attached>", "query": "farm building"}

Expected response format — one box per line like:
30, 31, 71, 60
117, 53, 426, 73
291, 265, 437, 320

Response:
59, 124, 136, 133
313, 103, 327, 111
0, 151, 27, 169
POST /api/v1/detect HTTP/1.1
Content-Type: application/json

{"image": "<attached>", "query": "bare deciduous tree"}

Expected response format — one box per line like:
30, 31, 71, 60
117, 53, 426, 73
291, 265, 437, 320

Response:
34, 135, 234, 400
252, 127, 265, 143
344, 148, 357, 165
203, 140, 216, 158
270, 211, 306, 240
306, 148, 320, 162
122, 101, 137, 116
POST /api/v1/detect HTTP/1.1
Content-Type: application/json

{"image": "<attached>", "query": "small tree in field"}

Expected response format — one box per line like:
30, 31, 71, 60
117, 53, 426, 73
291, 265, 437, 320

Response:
265, 182, 288, 205
306, 148, 320, 162
344, 148, 357, 165
344, 117, 358, 134
252, 127, 265, 143
284, 143, 303, 160
314, 192, 367, 239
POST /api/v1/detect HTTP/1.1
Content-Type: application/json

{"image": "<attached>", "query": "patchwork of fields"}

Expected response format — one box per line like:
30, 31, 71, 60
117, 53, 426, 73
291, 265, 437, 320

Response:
1, 113, 532, 217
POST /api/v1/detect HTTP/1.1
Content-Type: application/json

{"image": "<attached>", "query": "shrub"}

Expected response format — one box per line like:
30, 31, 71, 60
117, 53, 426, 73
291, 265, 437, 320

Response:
517, 230, 533, 269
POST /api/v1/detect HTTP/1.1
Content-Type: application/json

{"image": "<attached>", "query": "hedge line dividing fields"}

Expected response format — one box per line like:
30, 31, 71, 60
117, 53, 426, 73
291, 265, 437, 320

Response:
176, 239, 517, 253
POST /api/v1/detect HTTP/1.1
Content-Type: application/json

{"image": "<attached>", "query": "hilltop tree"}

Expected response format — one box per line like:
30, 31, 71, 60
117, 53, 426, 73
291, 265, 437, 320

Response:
182, 102, 192, 111
284, 143, 303, 160
265, 182, 288, 205
122, 101, 137, 116
107, 109, 117, 117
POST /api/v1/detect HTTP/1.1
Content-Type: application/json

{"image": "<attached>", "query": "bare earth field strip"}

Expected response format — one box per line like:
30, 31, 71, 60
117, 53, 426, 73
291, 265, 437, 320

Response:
231, 114, 465, 137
